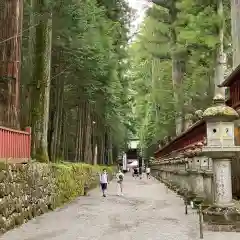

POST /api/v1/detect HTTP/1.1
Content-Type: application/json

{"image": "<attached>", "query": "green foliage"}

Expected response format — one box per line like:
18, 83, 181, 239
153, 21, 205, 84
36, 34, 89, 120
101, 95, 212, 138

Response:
20, 0, 134, 162
128, 0, 231, 158
51, 0, 133, 155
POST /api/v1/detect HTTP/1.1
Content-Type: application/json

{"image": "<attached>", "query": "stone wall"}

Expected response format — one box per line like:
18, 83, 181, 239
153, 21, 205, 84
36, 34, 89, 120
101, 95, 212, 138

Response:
151, 155, 214, 205
0, 163, 55, 234
0, 162, 114, 234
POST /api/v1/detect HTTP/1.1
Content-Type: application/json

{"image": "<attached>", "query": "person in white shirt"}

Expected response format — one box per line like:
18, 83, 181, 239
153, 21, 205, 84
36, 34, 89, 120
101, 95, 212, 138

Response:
99, 169, 108, 197
116, 169, 124, 196
146, 166, 151, 179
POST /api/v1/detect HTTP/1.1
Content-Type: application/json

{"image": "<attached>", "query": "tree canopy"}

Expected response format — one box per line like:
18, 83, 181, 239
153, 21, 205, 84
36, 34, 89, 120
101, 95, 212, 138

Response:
128, 0, 232, 158
18, 0, 134, 163
1, 0, 235, 162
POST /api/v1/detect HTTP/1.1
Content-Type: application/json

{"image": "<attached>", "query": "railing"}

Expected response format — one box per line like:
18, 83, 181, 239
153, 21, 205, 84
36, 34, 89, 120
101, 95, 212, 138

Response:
155, 120, 206, 159
0, 126, 31, 163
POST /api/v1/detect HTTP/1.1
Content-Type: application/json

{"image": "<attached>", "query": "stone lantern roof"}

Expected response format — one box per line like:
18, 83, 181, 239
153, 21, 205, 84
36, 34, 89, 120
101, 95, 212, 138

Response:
203, 94, 239, 121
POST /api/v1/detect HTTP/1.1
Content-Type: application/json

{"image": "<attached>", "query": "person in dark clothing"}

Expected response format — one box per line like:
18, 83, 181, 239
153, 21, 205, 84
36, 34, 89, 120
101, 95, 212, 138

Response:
133, 167, 138, 179
139, 167, 142, 179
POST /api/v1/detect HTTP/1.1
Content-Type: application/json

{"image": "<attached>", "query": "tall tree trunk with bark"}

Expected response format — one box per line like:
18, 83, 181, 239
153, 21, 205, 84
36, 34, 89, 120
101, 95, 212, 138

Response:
214, 0, 226, 96
98, 128, 105, 164
152, 0, 186, 136
172, 52, 185, 134
107, 130, 113, 165
231, 0, 240, 68
30, 0, 52, 162
92, 112, 97, 165
0, 0, 22, 128
50, 51, 64, 162
84, 101, 93, 163
60, 109, 66, 159
22, 0, 35, 128
74, 105, 81, 162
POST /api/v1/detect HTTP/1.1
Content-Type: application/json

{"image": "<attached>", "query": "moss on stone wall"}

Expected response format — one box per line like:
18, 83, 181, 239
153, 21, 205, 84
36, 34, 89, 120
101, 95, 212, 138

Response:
0, 162, 114, 235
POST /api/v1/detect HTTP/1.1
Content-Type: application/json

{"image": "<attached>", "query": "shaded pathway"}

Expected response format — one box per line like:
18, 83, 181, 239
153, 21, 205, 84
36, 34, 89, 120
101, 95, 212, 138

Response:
1, 175, 240, 240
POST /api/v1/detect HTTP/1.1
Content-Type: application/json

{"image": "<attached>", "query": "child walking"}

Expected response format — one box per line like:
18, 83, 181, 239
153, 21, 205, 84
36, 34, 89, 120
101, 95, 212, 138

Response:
146, 166, 151, 179
116, 169, 124, 196
99, 169, 108, 197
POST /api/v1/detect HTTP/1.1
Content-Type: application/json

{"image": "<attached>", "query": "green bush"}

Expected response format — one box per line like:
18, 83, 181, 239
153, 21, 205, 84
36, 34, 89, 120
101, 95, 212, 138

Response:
52, 163, 115, 206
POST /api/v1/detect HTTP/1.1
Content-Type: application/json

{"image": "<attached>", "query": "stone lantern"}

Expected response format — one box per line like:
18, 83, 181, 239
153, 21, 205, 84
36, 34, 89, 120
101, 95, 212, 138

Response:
202, 94, 240, 230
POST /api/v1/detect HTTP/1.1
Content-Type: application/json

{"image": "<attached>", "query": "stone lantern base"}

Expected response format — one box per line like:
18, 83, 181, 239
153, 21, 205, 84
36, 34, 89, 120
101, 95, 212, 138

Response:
203, 205, 240, 232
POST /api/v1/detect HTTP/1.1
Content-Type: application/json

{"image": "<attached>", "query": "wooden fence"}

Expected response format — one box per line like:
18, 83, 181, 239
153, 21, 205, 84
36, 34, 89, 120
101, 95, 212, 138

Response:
0, 126, 31, 163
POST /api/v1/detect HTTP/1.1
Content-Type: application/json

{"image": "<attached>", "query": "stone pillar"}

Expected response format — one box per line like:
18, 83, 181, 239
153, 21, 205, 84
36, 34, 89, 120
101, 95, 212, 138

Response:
202, 94, 240, 230
201, 156, 213, 202
183, 157, 190, 191
184, 156, 191, 192
203, 171, 213, 203
213, 159, 233, 207
190, 151, 205, 202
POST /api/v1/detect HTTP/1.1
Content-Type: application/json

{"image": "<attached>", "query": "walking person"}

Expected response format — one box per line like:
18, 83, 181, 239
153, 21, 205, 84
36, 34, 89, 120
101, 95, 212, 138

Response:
146, 166, 151, 179
133, 167, 138, 179
139, 166, 142, 179
99, 168, 109, 197
116, 169, 124, 196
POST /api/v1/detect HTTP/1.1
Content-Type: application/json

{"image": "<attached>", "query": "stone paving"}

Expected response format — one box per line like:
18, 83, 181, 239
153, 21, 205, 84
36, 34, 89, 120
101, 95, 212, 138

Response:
1, 174, 240, 240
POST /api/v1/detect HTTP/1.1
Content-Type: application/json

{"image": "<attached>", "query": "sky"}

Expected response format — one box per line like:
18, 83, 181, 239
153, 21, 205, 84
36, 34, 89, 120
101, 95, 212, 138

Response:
128, 0, 150, 36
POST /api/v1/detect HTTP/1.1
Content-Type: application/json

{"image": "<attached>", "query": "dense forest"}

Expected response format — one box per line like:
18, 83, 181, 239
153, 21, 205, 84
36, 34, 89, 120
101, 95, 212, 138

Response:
1, 0, 240, 163
1, 0, 135, 163
129, 0, 240, 158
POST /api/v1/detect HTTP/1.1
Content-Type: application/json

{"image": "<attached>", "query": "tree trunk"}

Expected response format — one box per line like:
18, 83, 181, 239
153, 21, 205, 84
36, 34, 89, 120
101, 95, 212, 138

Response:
214, 0, 226, 96
93, 144, 98, 165
24, 0, 35, 128
107, 131, 113, 165
172, 52, 185, 135
61, 110, 68, 160
92, 113, 97, 165
231, 0, 240, 68
59, 109, 65, 159
0, 0, 22, 128
98, 129, 105, 164
152, 0, 186, 136
78, 104, 84, 162
84, 101, 93, 163
170, 8, 185, 135
30, 0, 52, 162
56, 77, 64, 159
74, 106, 81, 162
51, 52, 62, 162
80, 101, 87, 161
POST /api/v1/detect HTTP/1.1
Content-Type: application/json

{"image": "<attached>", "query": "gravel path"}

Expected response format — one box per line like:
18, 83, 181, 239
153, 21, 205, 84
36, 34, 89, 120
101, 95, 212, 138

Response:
1, 174, 240, 240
